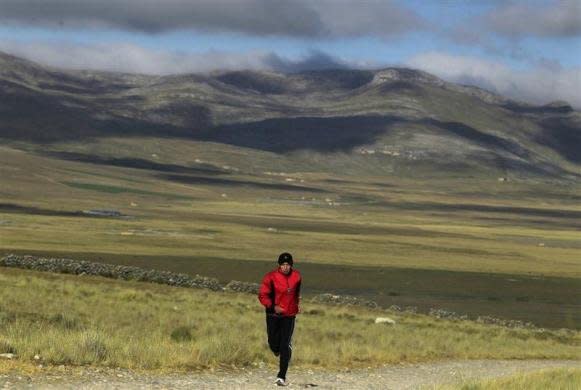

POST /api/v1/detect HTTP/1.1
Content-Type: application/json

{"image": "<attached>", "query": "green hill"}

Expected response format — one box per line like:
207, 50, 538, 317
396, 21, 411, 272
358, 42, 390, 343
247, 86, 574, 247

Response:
1, 51, 579, 178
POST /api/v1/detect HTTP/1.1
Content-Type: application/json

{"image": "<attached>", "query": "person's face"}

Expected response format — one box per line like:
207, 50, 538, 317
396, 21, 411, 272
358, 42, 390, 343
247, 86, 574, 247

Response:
279, 262, 291, 274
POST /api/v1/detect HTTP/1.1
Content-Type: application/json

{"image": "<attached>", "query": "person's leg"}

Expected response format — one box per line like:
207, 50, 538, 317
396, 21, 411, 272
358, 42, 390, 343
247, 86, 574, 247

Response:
277, 316, 295, 381
266, 314, 281, 356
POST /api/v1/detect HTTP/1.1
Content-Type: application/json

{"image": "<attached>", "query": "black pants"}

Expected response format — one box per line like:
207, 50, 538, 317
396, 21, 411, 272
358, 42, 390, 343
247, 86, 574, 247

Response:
266, 314, 295, 380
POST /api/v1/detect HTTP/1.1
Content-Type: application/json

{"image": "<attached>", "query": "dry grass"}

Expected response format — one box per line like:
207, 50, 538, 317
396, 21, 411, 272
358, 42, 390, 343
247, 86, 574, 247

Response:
436, 368, 581, 389
0, 268, 579, 372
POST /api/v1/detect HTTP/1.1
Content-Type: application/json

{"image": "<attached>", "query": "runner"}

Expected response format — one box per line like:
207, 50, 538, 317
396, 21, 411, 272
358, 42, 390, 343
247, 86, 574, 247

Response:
258, 252, 302, 386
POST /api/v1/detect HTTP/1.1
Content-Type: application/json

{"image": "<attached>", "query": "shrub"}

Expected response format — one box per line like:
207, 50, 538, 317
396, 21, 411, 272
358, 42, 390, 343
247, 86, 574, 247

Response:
171, 326, 193, 342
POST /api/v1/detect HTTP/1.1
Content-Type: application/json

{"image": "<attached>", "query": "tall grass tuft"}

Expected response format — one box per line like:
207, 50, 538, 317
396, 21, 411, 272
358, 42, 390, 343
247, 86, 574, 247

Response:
0, 338, 16, 354
48, 313, 83, 331
78, 331, 108, 363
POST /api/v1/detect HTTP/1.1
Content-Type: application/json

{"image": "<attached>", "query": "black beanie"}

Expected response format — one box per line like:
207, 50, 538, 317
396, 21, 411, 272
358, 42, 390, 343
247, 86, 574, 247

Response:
278, 252, 293, 266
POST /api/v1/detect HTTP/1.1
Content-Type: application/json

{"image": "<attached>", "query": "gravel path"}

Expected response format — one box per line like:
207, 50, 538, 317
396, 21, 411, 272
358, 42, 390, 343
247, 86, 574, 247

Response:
0, 360, 578, 389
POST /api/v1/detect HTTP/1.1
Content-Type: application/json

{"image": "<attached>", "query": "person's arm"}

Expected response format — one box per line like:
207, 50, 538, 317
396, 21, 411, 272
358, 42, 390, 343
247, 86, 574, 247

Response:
258, 273, 273, 310
295, 278, 302, 313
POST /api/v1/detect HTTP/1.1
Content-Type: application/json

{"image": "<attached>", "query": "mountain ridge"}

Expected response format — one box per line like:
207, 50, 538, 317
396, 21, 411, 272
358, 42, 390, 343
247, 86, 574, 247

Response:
0, 51, 579, 179
0, 50, 575, 109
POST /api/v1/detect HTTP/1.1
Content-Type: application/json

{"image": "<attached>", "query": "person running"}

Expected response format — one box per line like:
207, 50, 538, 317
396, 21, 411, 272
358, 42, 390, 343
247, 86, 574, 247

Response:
258, 252, 302, 386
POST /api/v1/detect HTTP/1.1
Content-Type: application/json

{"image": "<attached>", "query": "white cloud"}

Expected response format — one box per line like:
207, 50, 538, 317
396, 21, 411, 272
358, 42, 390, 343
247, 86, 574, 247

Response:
0, 40, 277, 74
407, 52, 581, 108
0, 40, 371, 75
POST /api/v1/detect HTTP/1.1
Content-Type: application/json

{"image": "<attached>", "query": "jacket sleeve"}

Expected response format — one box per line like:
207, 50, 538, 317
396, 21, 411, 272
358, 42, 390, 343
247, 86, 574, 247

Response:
258, 273, 273, 309
295, 278, 301, 308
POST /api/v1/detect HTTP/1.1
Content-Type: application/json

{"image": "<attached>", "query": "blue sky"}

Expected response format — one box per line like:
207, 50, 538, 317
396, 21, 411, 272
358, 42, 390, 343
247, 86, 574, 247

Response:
0, 0, 579, 106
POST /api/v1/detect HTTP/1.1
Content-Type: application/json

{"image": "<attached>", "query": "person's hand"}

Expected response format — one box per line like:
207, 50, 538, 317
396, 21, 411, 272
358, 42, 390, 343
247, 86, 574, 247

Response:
297, 306, 301, 314
274, 305, 283, 314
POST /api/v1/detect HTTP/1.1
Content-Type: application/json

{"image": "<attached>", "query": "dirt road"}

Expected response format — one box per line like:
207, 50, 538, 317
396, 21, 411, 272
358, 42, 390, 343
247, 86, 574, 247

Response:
0, 359, 578, 389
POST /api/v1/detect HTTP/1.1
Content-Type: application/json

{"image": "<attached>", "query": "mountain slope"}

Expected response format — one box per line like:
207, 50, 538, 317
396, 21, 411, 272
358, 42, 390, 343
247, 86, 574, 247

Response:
0, 51, 579, 178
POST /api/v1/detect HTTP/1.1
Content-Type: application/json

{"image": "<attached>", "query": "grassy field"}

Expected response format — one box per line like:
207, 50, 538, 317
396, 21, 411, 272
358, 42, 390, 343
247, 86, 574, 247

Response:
0, 268, 579, 372
2, 249, 580, 330
436, 368, 581, 390
1, 141, 580, 328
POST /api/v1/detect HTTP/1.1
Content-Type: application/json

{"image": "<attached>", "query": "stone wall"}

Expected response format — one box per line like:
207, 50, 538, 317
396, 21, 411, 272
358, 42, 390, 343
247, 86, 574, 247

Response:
0, 254, 222, 291
224, 280, 260, 294
310, 293, 379, 308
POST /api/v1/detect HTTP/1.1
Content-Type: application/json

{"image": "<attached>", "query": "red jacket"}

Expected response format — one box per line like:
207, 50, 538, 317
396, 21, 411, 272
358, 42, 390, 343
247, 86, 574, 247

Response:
258, 268, 301, 317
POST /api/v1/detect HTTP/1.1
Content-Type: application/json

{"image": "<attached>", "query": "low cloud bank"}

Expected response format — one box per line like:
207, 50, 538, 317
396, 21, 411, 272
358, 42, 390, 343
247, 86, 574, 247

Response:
408, 52, 581, 108
0, 40, 373, 75
1, 41, 579, 109
0, 40, 270, 74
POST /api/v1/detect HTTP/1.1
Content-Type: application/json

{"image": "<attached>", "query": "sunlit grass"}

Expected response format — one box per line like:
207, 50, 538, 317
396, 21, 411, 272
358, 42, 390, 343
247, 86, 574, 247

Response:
435, 368, 581, 390
0, 268, 579, 371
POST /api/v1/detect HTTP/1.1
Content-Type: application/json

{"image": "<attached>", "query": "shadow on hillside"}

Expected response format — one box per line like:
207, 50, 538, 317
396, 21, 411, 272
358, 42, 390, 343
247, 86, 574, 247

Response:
3, 92, 579, 172
501, 103, 580, 164
213, 69, 375, 95
502, 102, 573, 115
387, 200, 581, 220
215, 72, 287, 94
535, 117, 581, 163
157, 173, 328, 193
473, 215, 581, 230
322, 178, 396, 187
0, 82, 212, 141
43, 152, 227, 175
201, 115, 542, 160
203, 115, 399, 153
422, 119, 531, 159
0, 203, 118, 218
